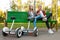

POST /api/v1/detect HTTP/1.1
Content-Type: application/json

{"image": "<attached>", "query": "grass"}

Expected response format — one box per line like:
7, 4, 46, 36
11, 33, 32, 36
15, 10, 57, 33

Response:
0, 23, 60, 29
0, 23, 46, 29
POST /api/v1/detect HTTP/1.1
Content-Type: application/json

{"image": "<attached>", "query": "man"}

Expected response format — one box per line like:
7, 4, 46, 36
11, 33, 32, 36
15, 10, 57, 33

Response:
33, 5, 54, 34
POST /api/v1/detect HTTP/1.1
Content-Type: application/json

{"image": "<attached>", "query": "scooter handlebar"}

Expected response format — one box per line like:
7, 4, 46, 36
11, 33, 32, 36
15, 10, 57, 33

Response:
11, 16, 16, 20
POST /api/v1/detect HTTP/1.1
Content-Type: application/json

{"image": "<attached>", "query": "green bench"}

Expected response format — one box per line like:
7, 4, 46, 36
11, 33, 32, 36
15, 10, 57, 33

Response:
7, 11, 58, 31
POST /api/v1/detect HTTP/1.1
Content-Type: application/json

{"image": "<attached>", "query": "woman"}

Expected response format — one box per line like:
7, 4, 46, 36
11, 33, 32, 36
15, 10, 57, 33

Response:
28, 5, 34, 20
28, 5, 35, 30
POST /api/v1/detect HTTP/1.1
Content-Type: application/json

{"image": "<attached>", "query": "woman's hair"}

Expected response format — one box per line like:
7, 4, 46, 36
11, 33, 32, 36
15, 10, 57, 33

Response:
29, 5, 33, 10
37, 10, 40, 13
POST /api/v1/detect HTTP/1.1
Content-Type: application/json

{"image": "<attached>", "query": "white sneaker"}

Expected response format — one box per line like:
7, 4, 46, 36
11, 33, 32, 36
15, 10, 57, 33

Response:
48, 29, 54, 34
34, 27, 37, 31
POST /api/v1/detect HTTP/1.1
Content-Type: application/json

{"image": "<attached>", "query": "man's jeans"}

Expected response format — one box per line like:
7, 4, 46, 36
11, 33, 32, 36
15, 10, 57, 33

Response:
33, 13, 52, 29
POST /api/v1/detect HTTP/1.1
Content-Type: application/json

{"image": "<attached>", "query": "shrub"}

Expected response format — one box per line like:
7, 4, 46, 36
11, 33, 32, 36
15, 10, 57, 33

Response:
0, 16, 5, 23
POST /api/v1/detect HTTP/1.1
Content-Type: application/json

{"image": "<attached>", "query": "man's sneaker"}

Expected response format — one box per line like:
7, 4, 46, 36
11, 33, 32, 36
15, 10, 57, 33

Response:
48, 29, 54, 34
33, 27, 37, 31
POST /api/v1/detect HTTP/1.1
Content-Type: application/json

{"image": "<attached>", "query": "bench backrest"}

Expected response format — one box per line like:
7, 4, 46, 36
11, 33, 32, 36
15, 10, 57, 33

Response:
7, 11, 51, 23
7, 11, 28, 23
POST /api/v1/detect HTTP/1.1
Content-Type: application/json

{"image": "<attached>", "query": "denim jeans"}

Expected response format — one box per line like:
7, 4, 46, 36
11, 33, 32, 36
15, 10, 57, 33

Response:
33, 13, 52, 29
33, 14, 42, 27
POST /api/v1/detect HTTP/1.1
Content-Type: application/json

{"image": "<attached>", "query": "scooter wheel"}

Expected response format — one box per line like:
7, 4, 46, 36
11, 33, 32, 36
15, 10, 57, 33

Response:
16, 28, 22, 38
2, 31, 8, 36
34, 29, 38, 36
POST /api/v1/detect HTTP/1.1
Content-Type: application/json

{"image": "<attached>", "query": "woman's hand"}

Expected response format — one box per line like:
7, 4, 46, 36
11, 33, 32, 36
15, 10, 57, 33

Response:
37, 13, 40, 15
42, 15, 46, 18
44, 15, 46, 17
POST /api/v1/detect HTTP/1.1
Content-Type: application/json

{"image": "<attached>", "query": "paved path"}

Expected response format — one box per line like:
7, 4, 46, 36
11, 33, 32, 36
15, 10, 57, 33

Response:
0, 28, 60, 40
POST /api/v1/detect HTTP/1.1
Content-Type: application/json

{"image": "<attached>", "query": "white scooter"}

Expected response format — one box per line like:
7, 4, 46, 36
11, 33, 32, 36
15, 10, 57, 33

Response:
20, 18, 38, 37
2, 16, 22, 38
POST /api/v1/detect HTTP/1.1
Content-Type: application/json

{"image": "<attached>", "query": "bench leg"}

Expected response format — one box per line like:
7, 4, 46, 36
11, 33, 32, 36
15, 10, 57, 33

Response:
55, 22, 58, 32
4, 20, 8, 27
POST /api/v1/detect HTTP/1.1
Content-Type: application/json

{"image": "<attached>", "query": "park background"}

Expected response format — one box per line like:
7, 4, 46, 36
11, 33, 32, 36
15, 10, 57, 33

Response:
0, 0, 60, 29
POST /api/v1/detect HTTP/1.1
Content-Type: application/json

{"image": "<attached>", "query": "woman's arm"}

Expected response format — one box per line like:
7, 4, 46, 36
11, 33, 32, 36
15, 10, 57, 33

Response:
42, 10, 46, 16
